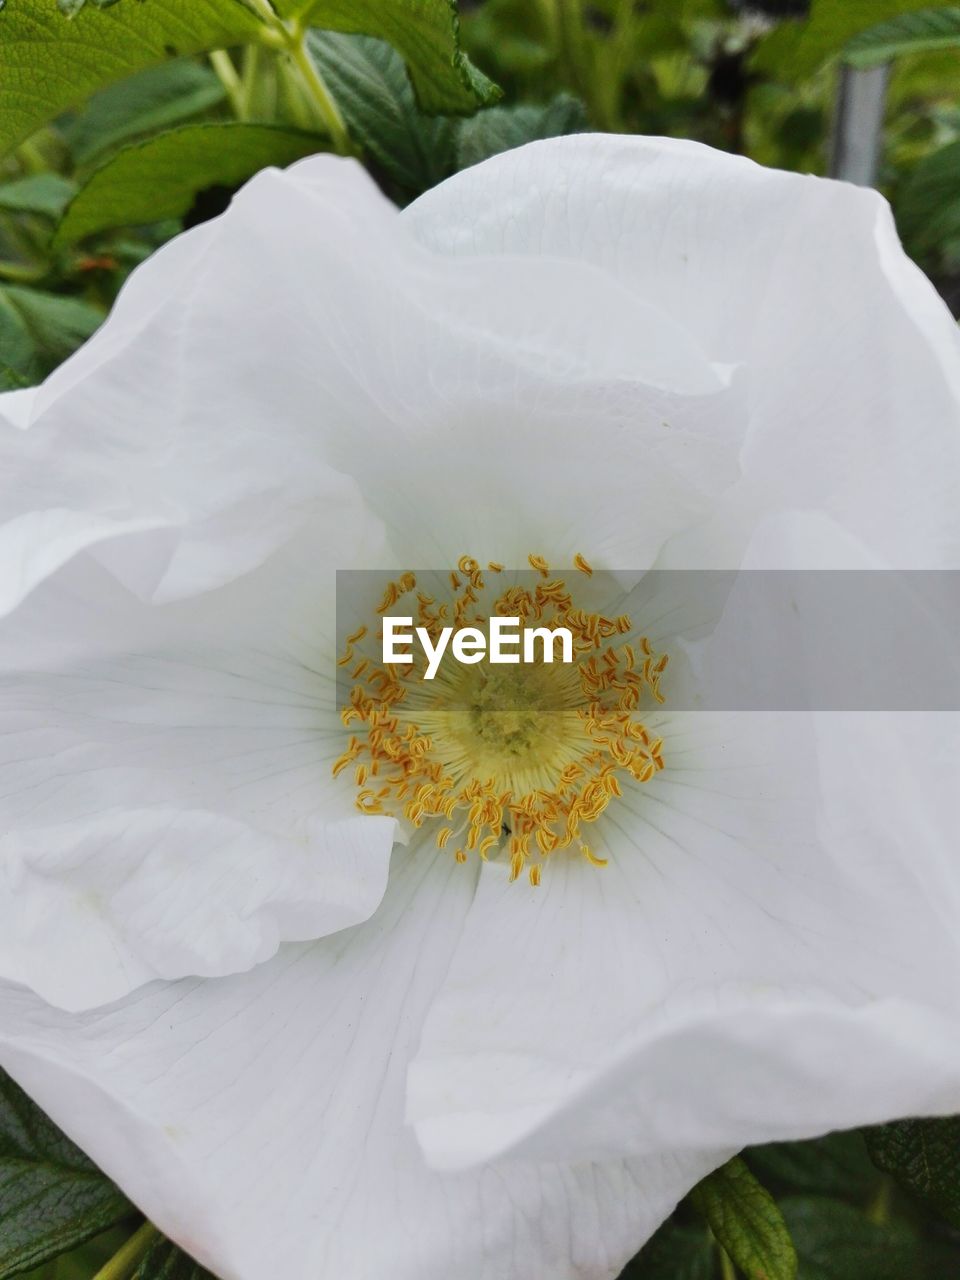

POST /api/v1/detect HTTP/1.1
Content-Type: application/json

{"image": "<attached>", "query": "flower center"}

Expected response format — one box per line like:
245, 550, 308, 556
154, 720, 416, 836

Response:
333, 556, 667, 885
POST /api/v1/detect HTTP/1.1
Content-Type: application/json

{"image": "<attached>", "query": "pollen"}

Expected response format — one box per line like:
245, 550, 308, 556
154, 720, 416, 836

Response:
332, 557, 667, 885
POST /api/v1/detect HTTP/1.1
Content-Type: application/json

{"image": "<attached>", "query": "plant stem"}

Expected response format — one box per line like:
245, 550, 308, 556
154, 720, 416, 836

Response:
868, 1177, 893, 1226
279, 58, 315, 130
719, 1247, 738, 1280
603, 0, 636, 128
14, 137, 49, 175
209, 50, 246, 119
553, 0, 586, 93
237, 0, 351, 151
91, 1223, 158, 1280
533, 0, 557, 42
242, 0, 280, 25
286, 36, 350, 153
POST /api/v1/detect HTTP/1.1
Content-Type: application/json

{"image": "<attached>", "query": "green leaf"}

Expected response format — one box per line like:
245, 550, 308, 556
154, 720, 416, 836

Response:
0, 285, 103, 379
780, 1196, 926, 1280
864, 1116, 960, 1229
306, 31, 457, 198
753, 1, 936, 79
0, 366, 32, 391
306, 31, 582, 200
455, 95, 587, 170
64, 60, 226, 167
622, 1220, 715, 1279
279, 0, 500, 114
0, 1069, 132, 1278
55, 121, 322, 245
845, 8, 960, 68
690, 1157, 798, 1280
897, 139, 960, 251
130, 1237, 213, 1280
0, 0, 262, 159
745, 1132, 883, 1203
0, 174, 77, 220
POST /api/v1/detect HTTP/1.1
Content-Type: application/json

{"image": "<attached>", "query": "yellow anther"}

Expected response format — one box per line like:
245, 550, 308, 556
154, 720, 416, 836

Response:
332, 737, 361, 778
582, 845, 608, 868
334, 551, 667, 883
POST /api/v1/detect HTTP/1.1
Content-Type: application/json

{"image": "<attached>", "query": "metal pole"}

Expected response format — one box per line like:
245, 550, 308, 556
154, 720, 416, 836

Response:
830, 62, 891, 188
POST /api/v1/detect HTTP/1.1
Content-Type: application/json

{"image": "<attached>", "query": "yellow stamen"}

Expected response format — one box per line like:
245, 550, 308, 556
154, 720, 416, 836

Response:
334, 555, 667, 884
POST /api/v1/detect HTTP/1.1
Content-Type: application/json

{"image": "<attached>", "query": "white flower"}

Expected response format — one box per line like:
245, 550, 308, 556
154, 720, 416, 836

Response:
1, 135, 960, 1280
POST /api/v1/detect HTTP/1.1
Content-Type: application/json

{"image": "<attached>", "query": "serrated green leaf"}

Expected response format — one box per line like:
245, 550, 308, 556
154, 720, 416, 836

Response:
745, 1132, 883, 1203
55, 121, 322, 245
0, 174, 77, 220
455, 94, 587, 169
780, 1196, 926, 1280
305, 31, 581, 199
753, 1, 935, 79
897, 139, 960, 251
0, 0, 262, 159
0, 1069, 132, 1278
621, 1220, 715, 1279
864, 1116, 960, 1229
306, 31, 457, 198
65, 60, 226, 167
131, 1237, 213, 1280
845, 8, 960, 68
0, 285, 103, 379
691, 1157, 798, 1280
281, 0, 500, 114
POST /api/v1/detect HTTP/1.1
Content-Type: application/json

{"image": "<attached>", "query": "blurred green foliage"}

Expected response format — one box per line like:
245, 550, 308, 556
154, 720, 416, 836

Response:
1, 0, 959, 378
460, 0, 960, 287
626, 1130, 960, 1279
1, 0, 959, 386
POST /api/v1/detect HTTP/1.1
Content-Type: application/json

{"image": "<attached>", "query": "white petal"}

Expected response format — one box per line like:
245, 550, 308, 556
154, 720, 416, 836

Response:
174, 157, 743, 571
2, 153, 746, 620
0, 844, 722, 1280
406, 135, 960, 567
0, 386, 38, 430
408, 710, 960, 1170
0, 540, 395, 1010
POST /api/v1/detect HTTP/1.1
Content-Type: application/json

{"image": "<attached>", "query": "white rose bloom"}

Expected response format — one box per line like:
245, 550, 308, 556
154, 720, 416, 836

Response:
1, 134, 960, 1279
